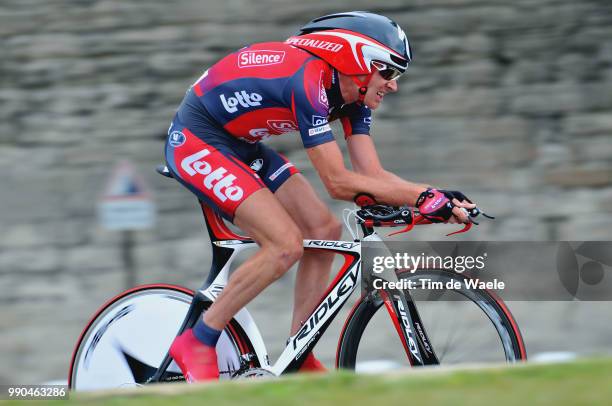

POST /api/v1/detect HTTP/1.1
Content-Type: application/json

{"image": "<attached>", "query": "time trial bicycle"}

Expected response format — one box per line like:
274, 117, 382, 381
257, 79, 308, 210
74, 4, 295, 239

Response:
68, 166, 526, 390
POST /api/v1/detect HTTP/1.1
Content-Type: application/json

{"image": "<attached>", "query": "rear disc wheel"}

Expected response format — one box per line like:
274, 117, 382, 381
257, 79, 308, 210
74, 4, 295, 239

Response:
69, 285, 252, 390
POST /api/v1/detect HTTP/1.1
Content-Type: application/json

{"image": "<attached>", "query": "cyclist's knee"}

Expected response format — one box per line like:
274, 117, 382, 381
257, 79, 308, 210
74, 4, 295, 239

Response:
262, 229, 303, 276
276, 232, 304, 269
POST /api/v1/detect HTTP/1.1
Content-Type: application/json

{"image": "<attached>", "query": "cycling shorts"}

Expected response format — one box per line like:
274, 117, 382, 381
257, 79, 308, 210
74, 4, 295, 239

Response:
165, 113, 299, 221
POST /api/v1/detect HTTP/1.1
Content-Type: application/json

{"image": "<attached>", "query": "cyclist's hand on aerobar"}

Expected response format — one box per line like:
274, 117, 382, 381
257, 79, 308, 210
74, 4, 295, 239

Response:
415, 188, 477, 224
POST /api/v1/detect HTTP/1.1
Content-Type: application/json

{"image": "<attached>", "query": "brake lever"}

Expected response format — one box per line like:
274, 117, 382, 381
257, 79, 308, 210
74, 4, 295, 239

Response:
388, 221, 415, 237
386, 206, 494, 238
467, 207, 495, 220
446, 206, 494, 236
446, 222, 473, 236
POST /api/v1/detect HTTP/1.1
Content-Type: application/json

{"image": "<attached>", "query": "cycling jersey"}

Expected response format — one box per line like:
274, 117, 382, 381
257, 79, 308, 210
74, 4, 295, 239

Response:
165, 41, 373, 220
187, 41, 372, 145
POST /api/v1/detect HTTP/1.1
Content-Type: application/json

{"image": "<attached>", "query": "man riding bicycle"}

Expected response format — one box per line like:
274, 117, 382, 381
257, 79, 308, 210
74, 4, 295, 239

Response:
165, 11, 476, 382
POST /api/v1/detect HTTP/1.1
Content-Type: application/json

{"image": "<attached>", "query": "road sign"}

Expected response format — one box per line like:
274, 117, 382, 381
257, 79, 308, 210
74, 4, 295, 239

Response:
97, 161, 156, 230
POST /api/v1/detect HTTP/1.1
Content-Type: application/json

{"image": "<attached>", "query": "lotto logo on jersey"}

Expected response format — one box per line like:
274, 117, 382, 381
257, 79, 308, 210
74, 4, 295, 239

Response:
238, 50, 286, 68
220, 91, 263, 113
181, 149, 244, 202
267, 120, 298, 133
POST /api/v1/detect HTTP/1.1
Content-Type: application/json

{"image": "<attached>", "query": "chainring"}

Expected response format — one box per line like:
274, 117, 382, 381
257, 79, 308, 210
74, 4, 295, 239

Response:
232, 368, 277, 379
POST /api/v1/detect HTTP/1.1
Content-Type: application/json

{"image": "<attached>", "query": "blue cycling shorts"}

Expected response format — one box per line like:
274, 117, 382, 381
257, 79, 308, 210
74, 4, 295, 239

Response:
165, 102, 299, 221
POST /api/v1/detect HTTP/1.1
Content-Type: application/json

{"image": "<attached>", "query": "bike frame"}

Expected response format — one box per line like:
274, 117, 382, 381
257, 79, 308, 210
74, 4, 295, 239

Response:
206, 238, 362, 375
150, 201, 437, 382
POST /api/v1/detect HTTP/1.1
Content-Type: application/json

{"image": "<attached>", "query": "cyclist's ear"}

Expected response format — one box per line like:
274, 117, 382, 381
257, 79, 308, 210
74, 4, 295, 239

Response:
354, 192, 378, 207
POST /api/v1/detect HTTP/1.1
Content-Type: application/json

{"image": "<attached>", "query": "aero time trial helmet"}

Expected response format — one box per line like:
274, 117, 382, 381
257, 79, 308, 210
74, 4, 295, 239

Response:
286, 11, 412, 81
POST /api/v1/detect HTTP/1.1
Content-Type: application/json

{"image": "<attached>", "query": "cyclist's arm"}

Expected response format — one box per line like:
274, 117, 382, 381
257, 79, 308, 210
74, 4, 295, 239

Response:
347, 133, 430, 182
306, 140, 426, 206
344, 134, 473, 222
346, 134, 430, 203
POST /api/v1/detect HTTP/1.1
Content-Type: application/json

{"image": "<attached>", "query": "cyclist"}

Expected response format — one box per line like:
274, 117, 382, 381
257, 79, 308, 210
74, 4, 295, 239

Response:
165, 11, 476, 381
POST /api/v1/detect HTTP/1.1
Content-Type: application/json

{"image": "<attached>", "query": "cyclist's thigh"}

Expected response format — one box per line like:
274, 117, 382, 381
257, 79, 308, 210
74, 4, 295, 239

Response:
249, 144, 335, 235
227, 143, 305, 244
243, 142, 300, 193
165, 120, 300, 243
232, 188, 302, 247
164, 120, 265, 221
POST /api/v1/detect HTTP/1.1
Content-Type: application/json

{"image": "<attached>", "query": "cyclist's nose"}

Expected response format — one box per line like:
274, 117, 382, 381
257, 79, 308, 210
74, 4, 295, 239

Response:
386, 79, 398, 92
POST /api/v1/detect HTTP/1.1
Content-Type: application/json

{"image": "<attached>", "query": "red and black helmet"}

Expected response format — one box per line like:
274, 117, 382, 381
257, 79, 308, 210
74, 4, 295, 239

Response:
286, 11, 412, 80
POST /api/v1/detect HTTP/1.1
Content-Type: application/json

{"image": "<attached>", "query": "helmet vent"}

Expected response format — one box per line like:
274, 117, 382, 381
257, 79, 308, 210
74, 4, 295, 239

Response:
312, 13, 359, 23
390, 54, 408, 68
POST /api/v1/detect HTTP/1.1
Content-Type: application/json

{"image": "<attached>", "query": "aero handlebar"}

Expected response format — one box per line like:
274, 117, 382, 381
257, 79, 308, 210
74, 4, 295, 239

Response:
355, 204, 494, 237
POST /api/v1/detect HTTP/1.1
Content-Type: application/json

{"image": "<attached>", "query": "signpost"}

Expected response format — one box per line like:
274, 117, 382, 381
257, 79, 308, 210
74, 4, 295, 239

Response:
97, 161, 156, 289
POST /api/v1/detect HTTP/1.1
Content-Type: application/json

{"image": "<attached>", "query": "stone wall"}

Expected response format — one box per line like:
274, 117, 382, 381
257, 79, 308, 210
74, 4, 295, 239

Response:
1, 0, 611, 384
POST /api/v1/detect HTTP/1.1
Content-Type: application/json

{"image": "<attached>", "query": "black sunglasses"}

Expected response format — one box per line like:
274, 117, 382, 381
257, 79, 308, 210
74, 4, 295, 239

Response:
371, 61, 403, 81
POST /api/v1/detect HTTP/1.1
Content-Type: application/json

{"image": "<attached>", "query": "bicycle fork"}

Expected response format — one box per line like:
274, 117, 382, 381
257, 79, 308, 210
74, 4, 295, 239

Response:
362, 234, 439, 367
379, 290, 439, 366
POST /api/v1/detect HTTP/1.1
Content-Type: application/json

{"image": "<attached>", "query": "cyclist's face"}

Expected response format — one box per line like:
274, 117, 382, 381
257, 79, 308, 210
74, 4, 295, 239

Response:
363, 70, 398, 110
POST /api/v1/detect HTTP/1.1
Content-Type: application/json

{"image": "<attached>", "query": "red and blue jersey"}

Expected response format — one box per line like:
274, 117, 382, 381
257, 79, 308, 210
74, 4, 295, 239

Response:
165, 41, 374, 220
185, 41, 372, 148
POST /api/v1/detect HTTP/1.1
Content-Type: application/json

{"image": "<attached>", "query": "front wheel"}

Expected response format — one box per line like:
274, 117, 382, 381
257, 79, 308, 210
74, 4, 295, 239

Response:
337, 270, 526, 372
68, 284, 255, 390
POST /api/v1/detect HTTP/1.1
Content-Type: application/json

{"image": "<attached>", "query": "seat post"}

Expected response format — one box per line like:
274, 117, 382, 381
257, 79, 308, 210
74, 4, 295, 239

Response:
198, 201, 252, 290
